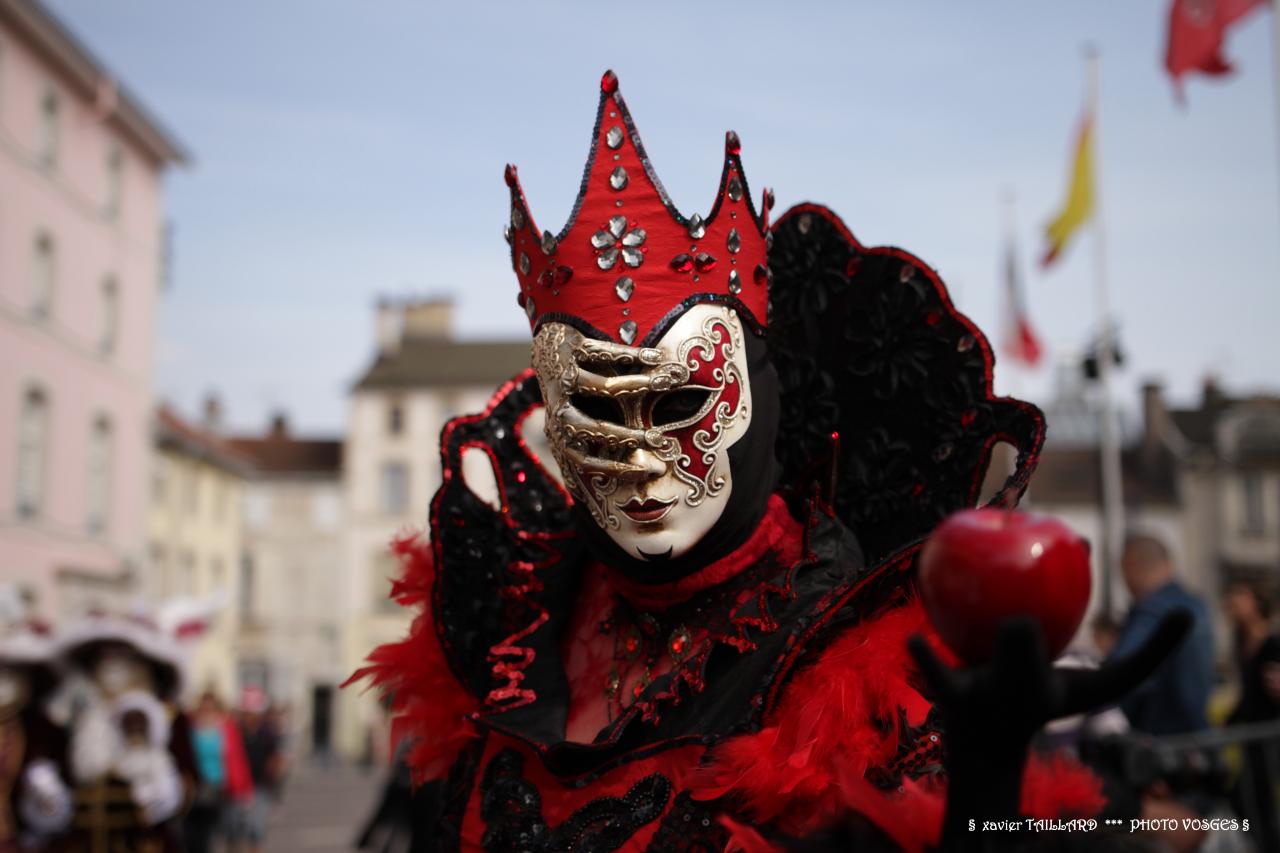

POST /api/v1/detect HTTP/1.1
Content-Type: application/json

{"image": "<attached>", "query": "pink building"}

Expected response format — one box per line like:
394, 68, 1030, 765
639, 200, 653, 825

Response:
0, 0, 187, 618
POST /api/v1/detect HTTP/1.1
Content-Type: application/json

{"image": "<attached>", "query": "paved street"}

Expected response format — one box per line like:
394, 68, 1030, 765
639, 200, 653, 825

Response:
265, 761, 386, 852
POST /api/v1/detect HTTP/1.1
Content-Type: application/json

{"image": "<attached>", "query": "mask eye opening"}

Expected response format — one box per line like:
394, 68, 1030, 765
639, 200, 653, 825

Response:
649, 388, 713, 427
570, 393, 626, 426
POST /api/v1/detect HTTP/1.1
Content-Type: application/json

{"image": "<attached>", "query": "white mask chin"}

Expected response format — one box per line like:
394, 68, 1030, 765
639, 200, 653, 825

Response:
537, 304, 753, 564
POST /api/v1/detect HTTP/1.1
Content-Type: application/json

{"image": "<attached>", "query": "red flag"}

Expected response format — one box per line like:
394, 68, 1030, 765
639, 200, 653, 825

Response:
1165, 0, 1266, 96
1002, 237, 1043, 367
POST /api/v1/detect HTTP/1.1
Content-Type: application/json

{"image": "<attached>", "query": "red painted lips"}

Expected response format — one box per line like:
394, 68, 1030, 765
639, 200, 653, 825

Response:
619, 497, 676, 523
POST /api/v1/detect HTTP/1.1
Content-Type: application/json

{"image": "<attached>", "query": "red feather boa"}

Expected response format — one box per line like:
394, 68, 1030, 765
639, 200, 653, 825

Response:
692, 598, 1105, 851
344, 532, 480, 783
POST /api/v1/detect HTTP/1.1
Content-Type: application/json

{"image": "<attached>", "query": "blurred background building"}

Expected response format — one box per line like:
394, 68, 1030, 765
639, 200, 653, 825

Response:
336, 297, 527, 759
149, 402, 248, 698
227, 408, 344, 759
0, 0, 186, 619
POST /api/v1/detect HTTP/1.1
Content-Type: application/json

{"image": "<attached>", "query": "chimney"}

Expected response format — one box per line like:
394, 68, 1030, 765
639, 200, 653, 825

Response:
202, 393, 223, 433
268, 412, 289, 440
1202, 375, 1225, 410
402, 298, 453, 340
375, 299, 404, 357
1141, 381, 1166, 462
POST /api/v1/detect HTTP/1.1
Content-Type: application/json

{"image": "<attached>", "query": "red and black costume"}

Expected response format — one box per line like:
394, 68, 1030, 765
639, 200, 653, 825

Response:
352, 71, 1113, 852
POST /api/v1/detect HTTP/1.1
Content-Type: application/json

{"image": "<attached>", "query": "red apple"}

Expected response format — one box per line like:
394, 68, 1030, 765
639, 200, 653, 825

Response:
918, 508, 1092, 666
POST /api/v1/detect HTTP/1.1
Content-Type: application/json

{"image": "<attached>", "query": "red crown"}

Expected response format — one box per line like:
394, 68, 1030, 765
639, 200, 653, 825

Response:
505, 70, 773, 346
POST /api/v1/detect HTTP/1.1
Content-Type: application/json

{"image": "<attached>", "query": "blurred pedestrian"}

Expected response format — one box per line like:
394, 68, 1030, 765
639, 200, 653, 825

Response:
0, 621, 72, 851
225, 687, 281, 853
184, 690, 251, 853
57, 615, 198, 852
1111, 533, 1214, 735
1223, 578, 1280, 848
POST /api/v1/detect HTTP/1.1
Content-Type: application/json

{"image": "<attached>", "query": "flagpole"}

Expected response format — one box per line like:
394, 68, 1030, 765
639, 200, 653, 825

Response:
1085, 44, 1126, 619
1272, 2, 1280, 239
1002, 188, 1023, 403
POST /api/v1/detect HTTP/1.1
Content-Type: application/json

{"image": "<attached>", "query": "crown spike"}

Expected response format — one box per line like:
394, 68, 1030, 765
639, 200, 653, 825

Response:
504, 163, 518, 187
507, 73, 770, 344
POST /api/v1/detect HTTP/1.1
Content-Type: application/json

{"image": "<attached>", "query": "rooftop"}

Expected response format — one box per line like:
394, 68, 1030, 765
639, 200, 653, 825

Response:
353, 337, 530, 391
154, 405, 253, 475
0, 0, 190, 165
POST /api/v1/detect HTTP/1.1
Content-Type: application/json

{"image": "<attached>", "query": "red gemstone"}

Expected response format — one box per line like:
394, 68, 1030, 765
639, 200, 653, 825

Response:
516, 470, 527, 484
537, 268, 555, 288
670, 636, 686, 654
632, 682, 645, 699
624, 636, 639, 654
845, 256, 861, 277
725, 130, 741, 155
960, 409, 978, 428
504, 164, 518, 187
694, 253, 717, 273
925, 310, 942, 326
555, 265, 574, 286
601, 70, 619, 94
670, 254, 693, 273
753, 263, 769, 285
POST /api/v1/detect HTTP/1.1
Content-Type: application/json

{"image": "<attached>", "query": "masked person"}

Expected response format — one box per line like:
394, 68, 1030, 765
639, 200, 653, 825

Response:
352, 72, 1186, 851
56, 615, 196, 853
0, 622, 72, 851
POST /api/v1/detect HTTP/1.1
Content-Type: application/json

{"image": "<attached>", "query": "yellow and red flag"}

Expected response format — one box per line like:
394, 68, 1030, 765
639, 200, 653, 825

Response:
1040, 114, 1095, 268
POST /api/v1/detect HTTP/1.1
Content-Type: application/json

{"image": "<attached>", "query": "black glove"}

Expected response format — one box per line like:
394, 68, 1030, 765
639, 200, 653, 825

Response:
908, 610, 1192, 849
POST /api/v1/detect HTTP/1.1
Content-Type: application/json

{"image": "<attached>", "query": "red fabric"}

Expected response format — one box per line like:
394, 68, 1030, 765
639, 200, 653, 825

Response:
344, 533, 481, 782
507, 71, 769, 345
692, 598, 1104, 851
221, 718, 254, 802
1165, 0, 1266, 94
603, 495, 798, 610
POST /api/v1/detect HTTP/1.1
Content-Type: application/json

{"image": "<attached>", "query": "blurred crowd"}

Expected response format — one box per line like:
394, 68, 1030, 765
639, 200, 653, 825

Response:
0, 609, 291, 852
1060, 534, 1280, 851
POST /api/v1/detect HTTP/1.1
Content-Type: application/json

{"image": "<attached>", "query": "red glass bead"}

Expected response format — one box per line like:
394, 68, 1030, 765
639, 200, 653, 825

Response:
670, 254, 693, 273
516, 470, 527, 484
555, 265, 574, 286
753, 263, 769, 286
694, 253, 717, 273
725, 130, 741, 155
960, 409, 978, 428
601, 70, 619, 94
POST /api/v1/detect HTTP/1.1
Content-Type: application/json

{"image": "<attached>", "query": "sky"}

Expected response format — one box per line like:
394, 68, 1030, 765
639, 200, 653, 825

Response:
45, 0, 1280, 436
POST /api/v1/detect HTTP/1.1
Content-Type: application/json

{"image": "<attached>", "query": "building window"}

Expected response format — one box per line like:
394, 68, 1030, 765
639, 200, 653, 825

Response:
239, 554, 255, 619
100, 277, 119, 355
388, 401, 405, 436
105, 144, 123, 218
178, 551, 195, 596
381, 461, 409, 514
31, 232, 54, 319
151, 456, 167, 502
37, 88, 58, 169
86, 415, 112, 534
16, 387, 49, 518
1243, 475, 1266, 536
